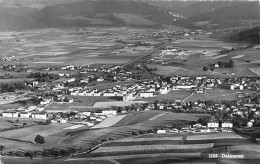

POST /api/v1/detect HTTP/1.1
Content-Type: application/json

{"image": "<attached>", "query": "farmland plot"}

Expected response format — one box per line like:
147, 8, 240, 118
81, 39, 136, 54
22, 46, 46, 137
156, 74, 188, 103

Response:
91, 115, 126, 129
93, 143, 214, 153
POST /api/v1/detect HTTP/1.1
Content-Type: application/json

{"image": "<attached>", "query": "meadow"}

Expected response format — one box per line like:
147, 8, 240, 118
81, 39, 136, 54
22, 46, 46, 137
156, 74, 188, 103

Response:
0, 27, 151, 68
183, 88, 252, 102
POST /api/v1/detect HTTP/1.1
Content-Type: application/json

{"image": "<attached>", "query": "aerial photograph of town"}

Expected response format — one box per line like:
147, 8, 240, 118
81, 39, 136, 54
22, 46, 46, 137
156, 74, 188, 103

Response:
0, 0, 259, 163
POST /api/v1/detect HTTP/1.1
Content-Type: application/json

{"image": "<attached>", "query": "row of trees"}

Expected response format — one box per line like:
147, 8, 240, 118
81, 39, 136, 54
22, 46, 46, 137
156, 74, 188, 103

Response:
0, 81, 29, 93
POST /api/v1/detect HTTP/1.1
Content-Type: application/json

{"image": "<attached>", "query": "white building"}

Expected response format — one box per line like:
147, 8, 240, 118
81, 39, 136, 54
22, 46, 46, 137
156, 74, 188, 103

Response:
175, 85, 197, 90
20, 112, 30, 118
82, 112, 91, 116
31, 113, 47, 120
222, 122, 233, 129
2, 111, 19, 118
160, 87, 169, 94
102, 110, 117, 116
239, 85, 244, 90
140, 92, 154, 98
207, 122, 219, 128
123, 93, 134, 101
157, 130, 166, 134
230, 85, 235, 90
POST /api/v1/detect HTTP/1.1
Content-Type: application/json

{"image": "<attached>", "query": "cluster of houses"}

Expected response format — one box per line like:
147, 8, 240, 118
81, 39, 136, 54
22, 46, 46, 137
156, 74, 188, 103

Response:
157, 121, 233, 134
69, 79, 172, 100
1, 55, 15, 62
49, 109, 117, 126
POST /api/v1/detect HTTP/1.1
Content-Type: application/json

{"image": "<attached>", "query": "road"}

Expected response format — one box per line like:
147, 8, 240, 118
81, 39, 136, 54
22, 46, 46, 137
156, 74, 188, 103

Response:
121, 40, 174, 68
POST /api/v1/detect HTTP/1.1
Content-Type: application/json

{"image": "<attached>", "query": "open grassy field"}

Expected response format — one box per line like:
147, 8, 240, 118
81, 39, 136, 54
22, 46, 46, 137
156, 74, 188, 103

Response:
113, 111, 208, 127
113, 111, 165, 127
92, 101, 147, 108
113, 13, 156, 26
144, 90, 193, 102
91, 115, 126, 129
0, 123, 75, 152
0, 27, 153, 68
183, 89, 252, 103
248, 68, 260, 75
0, 117, 45, 131
94, 143, 214, 153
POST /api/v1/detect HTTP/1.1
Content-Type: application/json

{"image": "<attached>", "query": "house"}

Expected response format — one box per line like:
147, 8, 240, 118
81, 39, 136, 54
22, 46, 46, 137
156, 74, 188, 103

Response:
157, 130, 166, 134
160, 87, 169, 94
20, 112, 30, 118
207, 121, 219, 129
123, 93, 134, 101
33, 81, 38, 87
193, 123, 202, 129
40, 99, 51, 105
175, 84, 197, 90
82, 121, 94, 126
31, 113, 47, 120
140, 92, 154, 98
66, 78, 75, 83
222, 122, 233, 129
60, 119, 67, 123
102, 110, 117, 116
2, 111, 19, 118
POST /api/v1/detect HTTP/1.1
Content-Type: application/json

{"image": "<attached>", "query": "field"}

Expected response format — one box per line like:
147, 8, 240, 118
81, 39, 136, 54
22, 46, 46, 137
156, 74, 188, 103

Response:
0, 123, 80, 152
94, 143, 214, 153
74, 131, 256, 164
113, 13, 156, 26
143, 90, 193, 102
248, 68, 260, 75
91, 115, 126, 129
0, 110, 210, 154
0, 117, 45, 131
150, 37, 260, 78
0, 27, 154, 68
92, 101, 147, 108
183, 88, 252, 103
113, 111, 209, 127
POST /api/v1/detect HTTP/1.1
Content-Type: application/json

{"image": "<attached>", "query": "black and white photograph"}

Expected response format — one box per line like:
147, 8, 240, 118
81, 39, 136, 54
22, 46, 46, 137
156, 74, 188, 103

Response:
0, 0, 259, 163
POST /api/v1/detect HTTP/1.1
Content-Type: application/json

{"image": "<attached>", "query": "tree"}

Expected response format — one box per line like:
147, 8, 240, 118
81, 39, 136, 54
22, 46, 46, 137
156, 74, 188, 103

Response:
0, 145, 5, 151
229, 59, 234, 68
203, 66, 209, 71
35, 135, 45, 144
210, 67, 215, 71
132, 131, 137, 136
198, 117, 208, 125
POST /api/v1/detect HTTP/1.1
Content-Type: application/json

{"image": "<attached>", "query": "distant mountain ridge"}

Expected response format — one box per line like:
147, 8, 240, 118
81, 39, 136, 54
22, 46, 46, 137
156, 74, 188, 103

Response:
0, 0, 194, 31
0, 0, 259, 31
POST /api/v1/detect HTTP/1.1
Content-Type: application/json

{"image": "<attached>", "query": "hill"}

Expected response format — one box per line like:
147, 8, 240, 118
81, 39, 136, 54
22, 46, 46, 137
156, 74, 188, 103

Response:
188, 2, 260, 29
0, 3, 37, 31
0, 0, 197, 31
28, 0, 183, 29
153, 1, 259, 29
229, 26, 260, 44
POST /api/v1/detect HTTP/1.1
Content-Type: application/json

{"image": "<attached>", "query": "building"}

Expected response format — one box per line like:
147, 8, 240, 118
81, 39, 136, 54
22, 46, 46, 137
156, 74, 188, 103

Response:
175, 84, 197, 90
157, 130, 166, 134
102, 110, 117, 116
207, 122, 219, 129
160, 87, 169, 94
20, 112, 30, 118
140, 92, 154, 98
2, 111, 19, 118
31, 113, 47, 120
222, 122, 233, 129
123, 93, 134, 101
